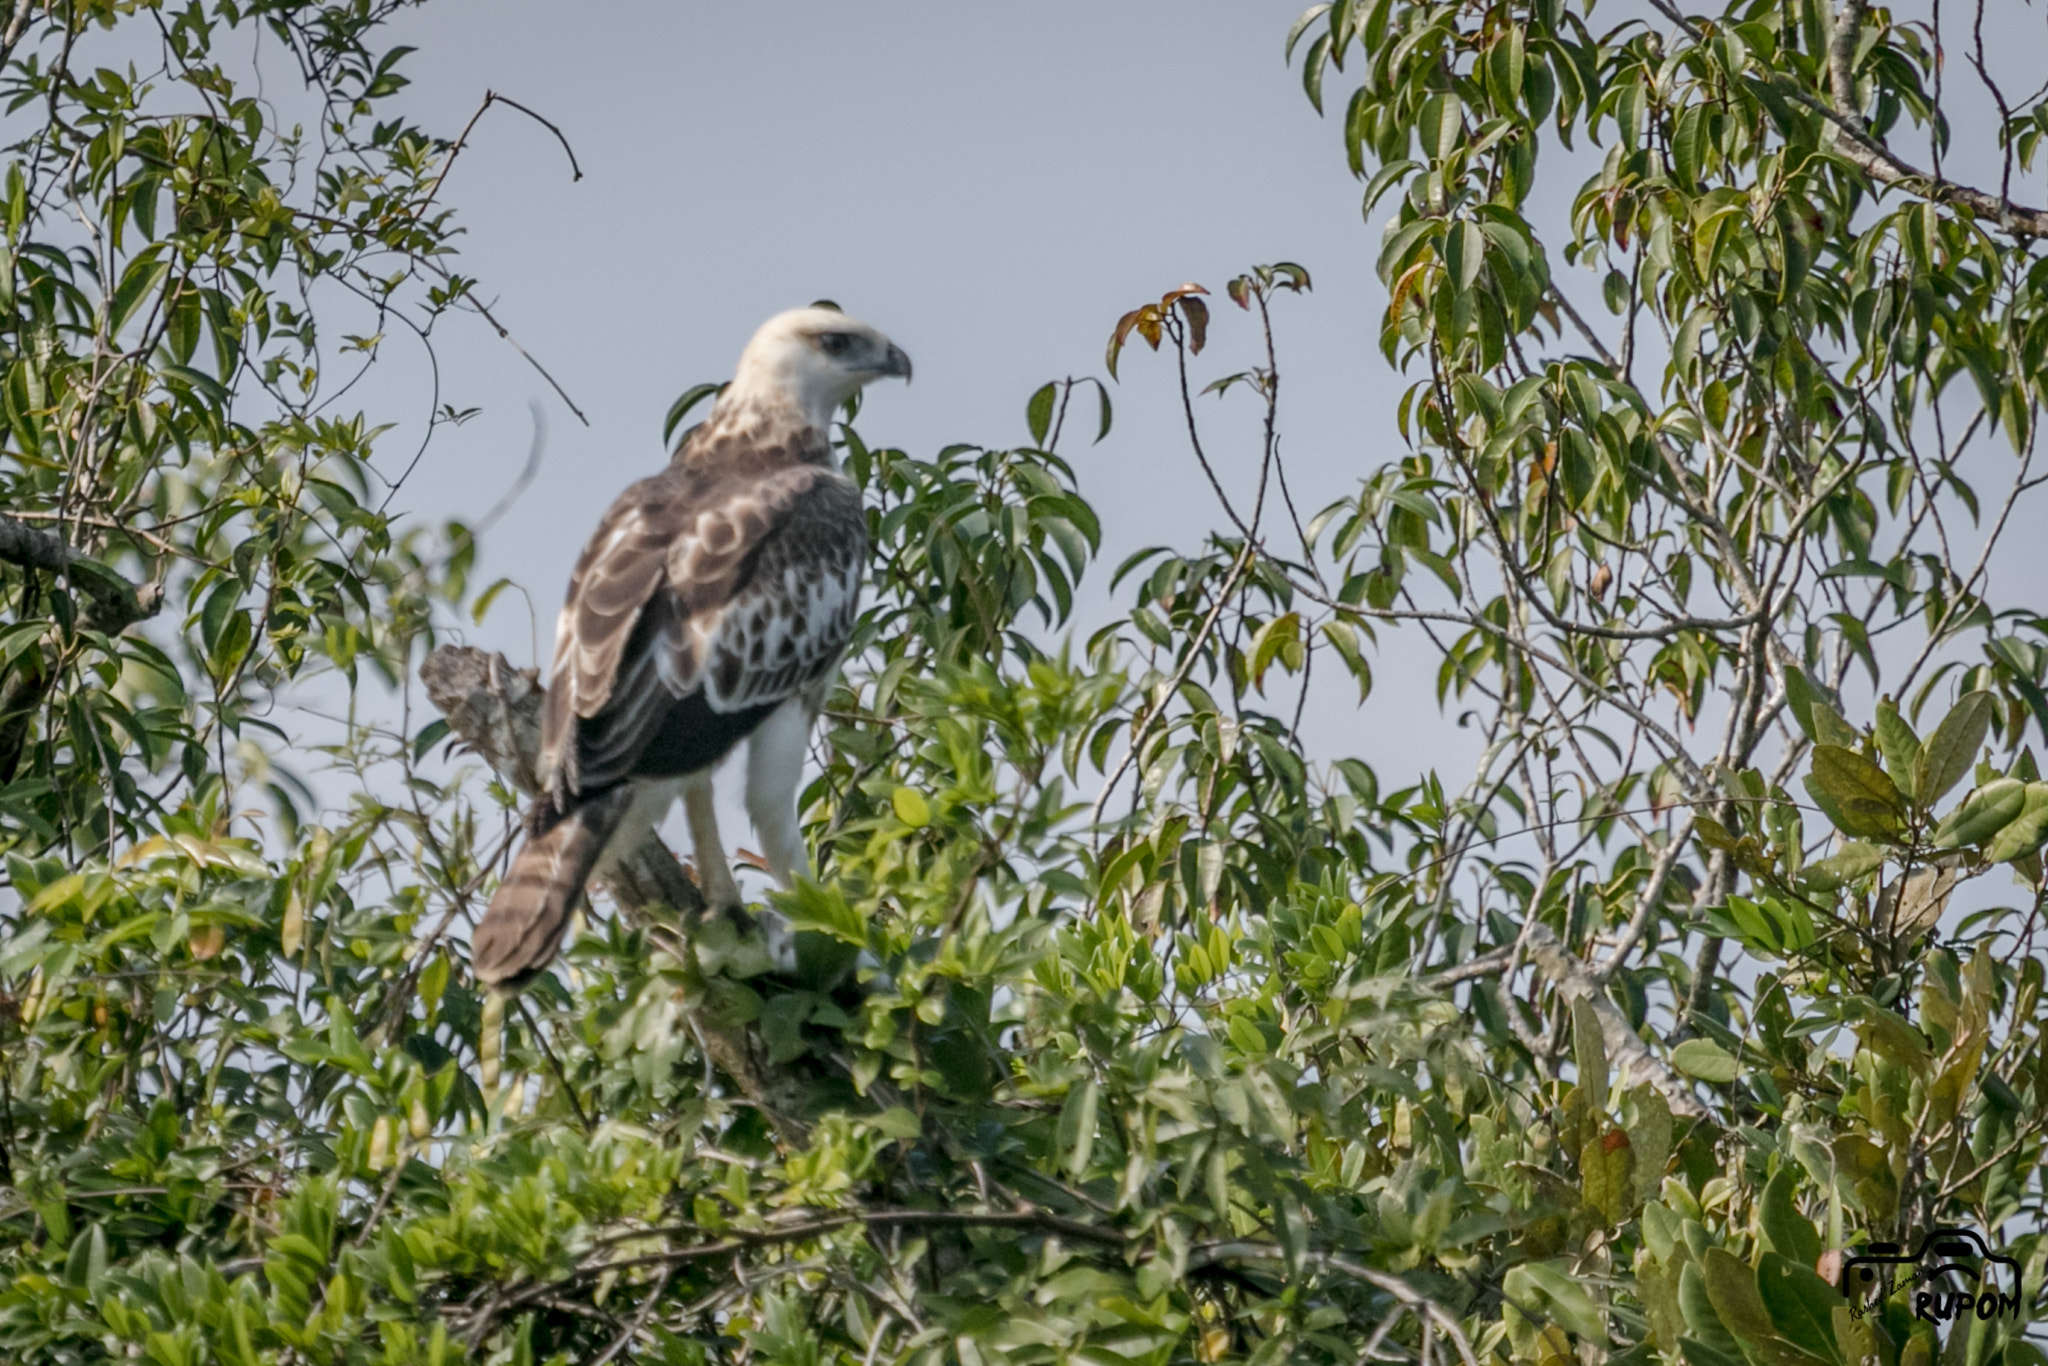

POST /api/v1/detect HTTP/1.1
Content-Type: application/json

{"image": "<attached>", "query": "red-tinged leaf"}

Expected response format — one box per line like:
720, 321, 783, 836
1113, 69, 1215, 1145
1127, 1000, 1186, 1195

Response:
1162, 282, 1210, 306
1228, 277, 1251, 310
1180, 296, 1210, 354
1106, 307, 1146, 379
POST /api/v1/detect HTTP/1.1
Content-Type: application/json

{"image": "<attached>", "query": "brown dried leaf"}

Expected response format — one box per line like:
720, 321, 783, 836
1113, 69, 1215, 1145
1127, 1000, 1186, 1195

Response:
1180, 295, 1210, 354
1877, 856, 1958, 939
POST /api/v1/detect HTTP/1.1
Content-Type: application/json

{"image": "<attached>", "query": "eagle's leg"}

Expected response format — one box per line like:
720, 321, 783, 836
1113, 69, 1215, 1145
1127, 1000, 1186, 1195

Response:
683, 772, 741, 911
746, 697, 813, 888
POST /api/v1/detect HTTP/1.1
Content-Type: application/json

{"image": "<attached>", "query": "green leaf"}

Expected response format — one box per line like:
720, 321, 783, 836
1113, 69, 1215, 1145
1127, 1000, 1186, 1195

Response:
1419, 91, 1463, 162
1873, 699, 1920, 801
470, 576, 514, 625
1681, 1336, 1749, 1366
1704, 1249, 1837, 1366
1362, 158, 1422, 213
870, 1106, 923, 1140
1248, 612, 1302, 689
107, 251, 170, 339
1756, 1253, 1842, 1364
1701, 1249, 1774, 1341
1627, 1085, 1673, 1207
1681, 1260, 1741, 1353
1284, 4, 1331, 63
1505, 1261, 1609, 1341
1026, 382, 1057, 447
1671, 1039, 1739, 1084
1845, 999, 1932, 1070
782, 881, 867, 945
1301, 31, 1331, 112
1931, 777, 2025, 848
1784, 668, 1859, 748
1058, 1075, 1099, 1175
1805, 746, 1904, 840
411, 719, 449, 764
1757, 1169, 1821, 1268
1914, 691, 1993, 805
1983, 782, 2048, 862
662, 381, 725, 446
1572, 994, 1607, 1101
1798, 842, 1885, 892
1581, 1130, 1633, 1226
1450, 219, 1487, 292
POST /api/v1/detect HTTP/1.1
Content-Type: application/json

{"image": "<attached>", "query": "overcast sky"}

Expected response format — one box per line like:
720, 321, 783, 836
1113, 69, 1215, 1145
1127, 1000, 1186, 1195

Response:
343, 2, 2047, 882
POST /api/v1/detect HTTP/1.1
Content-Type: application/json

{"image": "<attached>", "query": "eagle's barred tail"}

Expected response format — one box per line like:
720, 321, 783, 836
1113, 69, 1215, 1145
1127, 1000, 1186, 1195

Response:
472, 785, 636, 989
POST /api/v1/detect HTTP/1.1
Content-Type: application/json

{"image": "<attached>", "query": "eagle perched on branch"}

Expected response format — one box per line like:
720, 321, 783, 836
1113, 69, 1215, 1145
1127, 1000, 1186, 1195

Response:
471, 307, 909, 988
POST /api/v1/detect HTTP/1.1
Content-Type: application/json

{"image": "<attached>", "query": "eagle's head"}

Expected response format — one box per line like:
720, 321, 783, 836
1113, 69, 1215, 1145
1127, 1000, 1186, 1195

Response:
725, 306, 912, 432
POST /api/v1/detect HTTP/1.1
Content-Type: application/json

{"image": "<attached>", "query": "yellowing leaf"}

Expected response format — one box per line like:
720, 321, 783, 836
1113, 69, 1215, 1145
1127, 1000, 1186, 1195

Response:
1874, 859, 1957, 939
890, 787, 932, 828
1805, 746, 1904, 840
188, 924, 226, 961
1581, 1128, 1634, 1226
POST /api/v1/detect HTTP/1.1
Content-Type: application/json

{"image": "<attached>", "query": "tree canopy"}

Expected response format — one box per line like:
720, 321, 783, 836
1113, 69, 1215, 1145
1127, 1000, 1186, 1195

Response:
3, 2, 2048, 1365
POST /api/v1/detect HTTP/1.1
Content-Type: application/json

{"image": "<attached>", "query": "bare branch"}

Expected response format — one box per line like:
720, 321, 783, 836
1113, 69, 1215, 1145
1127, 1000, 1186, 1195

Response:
414, 88, 583, 221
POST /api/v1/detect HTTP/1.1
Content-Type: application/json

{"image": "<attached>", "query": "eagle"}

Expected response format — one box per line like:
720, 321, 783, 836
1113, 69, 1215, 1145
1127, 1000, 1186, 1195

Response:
470, 307, 909, 988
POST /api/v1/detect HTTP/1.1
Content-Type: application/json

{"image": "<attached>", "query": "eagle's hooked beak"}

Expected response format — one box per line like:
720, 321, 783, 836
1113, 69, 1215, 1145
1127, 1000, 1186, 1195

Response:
879, 342, 913, 383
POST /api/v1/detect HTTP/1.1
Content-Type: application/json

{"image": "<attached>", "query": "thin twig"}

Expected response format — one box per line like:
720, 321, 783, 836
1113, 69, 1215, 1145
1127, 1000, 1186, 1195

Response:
413, 89, 583, 221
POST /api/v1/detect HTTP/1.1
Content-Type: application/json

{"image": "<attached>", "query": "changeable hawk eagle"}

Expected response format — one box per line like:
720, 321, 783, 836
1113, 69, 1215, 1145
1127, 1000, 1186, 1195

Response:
470, 307, 908, 988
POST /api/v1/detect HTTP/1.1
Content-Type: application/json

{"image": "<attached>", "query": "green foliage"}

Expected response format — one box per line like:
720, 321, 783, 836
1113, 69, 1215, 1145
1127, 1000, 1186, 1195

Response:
4, 2, 2048, 1365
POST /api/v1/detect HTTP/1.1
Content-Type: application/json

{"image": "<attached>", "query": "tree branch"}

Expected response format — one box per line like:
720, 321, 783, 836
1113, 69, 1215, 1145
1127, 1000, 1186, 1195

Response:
0, 512, 165, 779
1519, 921, 1709, 1118
1826, 0, 1869, 130
0, 511, 163, 632
1649, 0, 2048, 237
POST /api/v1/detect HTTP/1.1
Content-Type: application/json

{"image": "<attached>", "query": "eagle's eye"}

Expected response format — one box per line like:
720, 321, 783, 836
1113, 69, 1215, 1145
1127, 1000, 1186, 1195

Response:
817, 332, 855, 358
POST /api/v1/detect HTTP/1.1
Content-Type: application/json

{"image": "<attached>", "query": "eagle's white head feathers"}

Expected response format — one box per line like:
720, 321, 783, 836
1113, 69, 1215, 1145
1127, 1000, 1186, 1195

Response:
720, 306, 912, 432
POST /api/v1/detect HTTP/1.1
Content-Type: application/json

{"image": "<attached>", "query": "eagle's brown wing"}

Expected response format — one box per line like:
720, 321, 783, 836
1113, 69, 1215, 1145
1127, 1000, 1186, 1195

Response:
537, 461, 864, 808
476, 460, 866, 989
